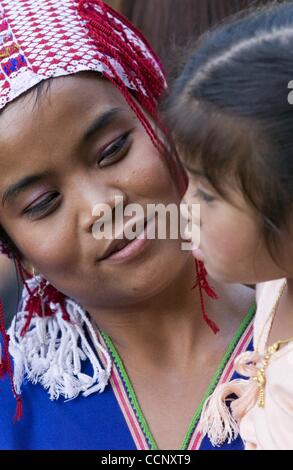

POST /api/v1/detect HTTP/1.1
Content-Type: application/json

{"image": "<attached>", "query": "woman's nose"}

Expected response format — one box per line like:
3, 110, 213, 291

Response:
79, 185, 128, 235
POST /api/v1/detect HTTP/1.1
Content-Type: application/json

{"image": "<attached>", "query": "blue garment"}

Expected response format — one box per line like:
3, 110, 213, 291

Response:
0, 333, 253, 450
0, 354, 135, 450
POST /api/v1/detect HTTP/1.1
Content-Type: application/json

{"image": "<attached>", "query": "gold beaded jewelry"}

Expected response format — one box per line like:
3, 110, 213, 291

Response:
253, 281, 293, 407
253, 340, 283, 407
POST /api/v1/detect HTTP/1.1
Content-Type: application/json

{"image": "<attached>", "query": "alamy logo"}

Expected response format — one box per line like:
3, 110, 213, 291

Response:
288, 81, 293, 105
91, 196, 201, 252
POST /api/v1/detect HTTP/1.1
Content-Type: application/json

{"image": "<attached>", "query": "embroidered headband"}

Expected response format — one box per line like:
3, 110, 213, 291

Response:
0, 0, 165, 110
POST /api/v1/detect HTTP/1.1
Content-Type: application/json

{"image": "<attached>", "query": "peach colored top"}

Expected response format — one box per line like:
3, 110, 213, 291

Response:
238, 279, 293, 450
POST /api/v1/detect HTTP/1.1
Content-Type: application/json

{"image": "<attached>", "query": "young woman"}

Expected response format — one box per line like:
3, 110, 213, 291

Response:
0, 0, 254, 450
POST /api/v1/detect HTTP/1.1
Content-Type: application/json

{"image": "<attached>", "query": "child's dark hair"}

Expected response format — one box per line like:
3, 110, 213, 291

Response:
164, 1, 293, 256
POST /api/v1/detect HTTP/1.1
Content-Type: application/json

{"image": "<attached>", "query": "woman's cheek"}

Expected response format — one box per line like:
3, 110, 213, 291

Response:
15, 222, 76, 274
135, 164, 171, 199
153, 158, 181, 201
127, 145, 178, 202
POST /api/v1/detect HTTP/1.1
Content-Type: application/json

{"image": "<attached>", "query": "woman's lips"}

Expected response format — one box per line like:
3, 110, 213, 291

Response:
99, 218, 154, 263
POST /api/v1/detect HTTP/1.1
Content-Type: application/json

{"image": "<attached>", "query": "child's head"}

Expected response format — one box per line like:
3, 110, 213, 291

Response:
165, 1, 293, 285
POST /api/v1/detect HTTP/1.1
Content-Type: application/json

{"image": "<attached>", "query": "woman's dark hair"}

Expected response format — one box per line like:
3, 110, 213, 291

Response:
164, 0, 293, 256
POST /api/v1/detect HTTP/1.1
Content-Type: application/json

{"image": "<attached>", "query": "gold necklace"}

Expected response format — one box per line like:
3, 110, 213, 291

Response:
253, 281, 293, 407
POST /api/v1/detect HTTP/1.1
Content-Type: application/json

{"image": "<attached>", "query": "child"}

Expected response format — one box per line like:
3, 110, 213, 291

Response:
165, 1, 293, 450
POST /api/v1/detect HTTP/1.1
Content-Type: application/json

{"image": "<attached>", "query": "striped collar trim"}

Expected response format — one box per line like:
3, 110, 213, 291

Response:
96, 303, 256, 450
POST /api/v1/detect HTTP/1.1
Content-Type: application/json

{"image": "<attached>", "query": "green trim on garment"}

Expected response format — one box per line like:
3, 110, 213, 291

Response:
180, 302, 256, 449
101, 331, 158, 450
101, 302, 256, 450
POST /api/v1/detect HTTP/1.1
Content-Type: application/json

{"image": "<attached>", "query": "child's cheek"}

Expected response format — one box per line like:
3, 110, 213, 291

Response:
202, 209, 256, 273
200, 203, 230, 248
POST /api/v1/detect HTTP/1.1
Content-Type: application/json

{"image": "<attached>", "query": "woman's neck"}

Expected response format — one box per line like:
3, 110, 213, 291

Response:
87, 256, 214, 371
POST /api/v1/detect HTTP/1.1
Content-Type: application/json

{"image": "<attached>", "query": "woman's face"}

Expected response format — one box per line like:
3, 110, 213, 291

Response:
0, 73, 188, 310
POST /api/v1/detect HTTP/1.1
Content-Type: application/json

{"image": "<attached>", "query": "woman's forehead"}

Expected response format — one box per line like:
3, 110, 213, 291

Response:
0, 74, 130, 150
0, 74, 136, 200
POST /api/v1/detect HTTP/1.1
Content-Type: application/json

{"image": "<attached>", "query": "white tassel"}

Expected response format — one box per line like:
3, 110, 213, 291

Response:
8, 276, 112, 401
199, 381, 242, 446
199, 350, 262, 446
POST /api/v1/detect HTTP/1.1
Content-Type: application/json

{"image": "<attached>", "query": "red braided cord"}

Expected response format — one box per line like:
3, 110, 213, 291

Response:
78, 0, 188, 196
78, 2, 163, 139
98, 0, 166, 80
86, 1, 164, 105
194, 260, 220, 334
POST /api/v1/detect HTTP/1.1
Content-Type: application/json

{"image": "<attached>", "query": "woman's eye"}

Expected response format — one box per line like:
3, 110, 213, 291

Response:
98, 131, 131, 166
23, 192, 60, 218
194, 188, 215, 203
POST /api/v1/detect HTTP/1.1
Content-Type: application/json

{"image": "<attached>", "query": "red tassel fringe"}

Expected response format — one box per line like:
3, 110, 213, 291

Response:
194, 260, 220, 334
77, 0, 188, 194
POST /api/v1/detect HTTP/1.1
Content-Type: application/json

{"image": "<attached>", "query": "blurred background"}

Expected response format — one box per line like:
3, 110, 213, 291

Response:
0, 0, 278, 325
106, 0, 279, 77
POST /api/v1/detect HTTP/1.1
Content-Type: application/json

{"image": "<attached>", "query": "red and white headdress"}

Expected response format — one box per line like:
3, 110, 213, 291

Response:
0, 0, 165, 109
